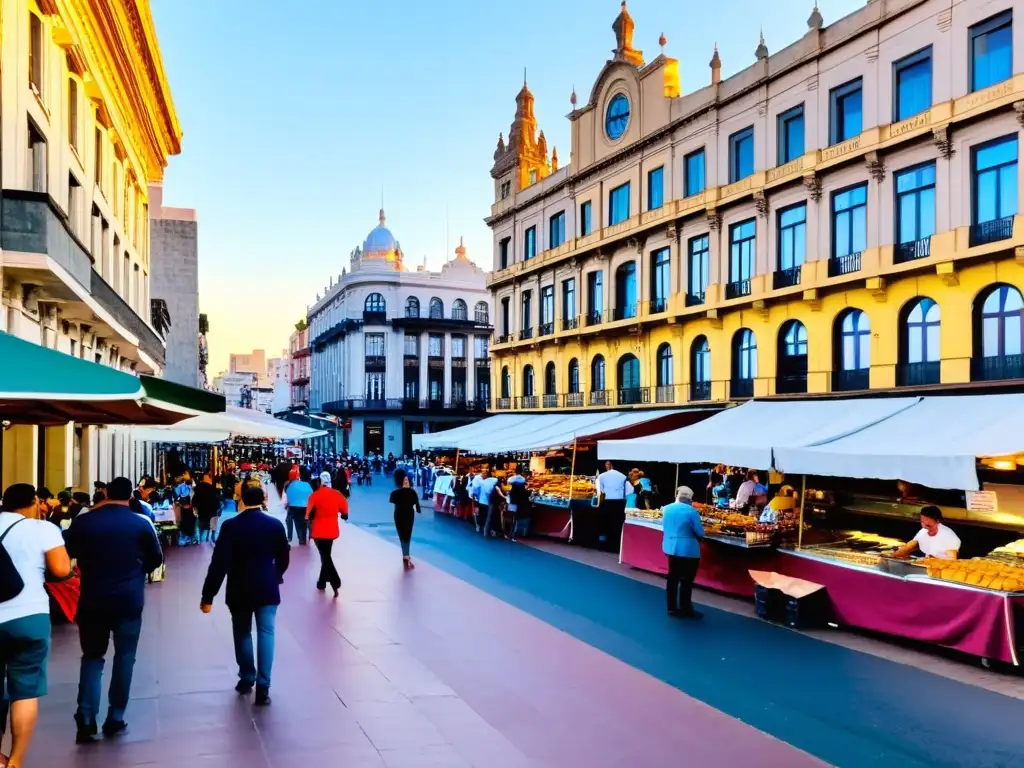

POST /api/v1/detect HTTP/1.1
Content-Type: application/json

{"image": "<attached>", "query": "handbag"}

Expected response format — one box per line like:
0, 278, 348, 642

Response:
0, 517, 27, 603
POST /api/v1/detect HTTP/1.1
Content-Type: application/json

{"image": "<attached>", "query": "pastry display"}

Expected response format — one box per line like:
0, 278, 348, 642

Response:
917, 557, 1024, 592
528, 474, 596, 505
626, 507, 663, 523
798, 531, 903, 568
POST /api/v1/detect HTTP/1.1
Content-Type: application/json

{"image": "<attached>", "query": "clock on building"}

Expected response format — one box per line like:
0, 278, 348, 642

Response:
605, 94, 630, 140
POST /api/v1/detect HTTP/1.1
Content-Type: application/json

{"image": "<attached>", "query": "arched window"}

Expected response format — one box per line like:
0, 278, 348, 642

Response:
475, 301, 489, 324
500, 366, 511, 400
834, 309, 870, 391
900, 297, 940, 386
656, 343, 674, 386
731, 329, 757, 398
568, 358, 580, 394
544, 361, 556, 395
590, 355, 607, 405
615, 261, 637, 320
429, 297, 444, 319
522, 365, 535, 397
452, 299, 468, 321
365, 293, 386, 313
690, 336, 711, 401
405, 296, 420, 318
617, 354, 641, 404
777, 320, 808, 393
974, 284, 1024, 381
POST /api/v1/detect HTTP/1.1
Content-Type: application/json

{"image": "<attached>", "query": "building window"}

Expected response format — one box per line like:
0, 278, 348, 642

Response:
544, 362, 556, 396
587, 270, 604, 322
688, 235, 709, 302
68, 174, 82, 236
562, 278, 576, 328
832, 183, 868, 268
365, 293, 386, 313
429, 297, 444, 319
501, 366, 511, 398
549, 211, 566, 249
122, 253, 130, 298
451, 299, 467, 321
777, 320, 808, 393
617, 354, 641, 404
729, 219, 756, 285
524, 226, 536, 260
94, 128, 103, 188
365, 333, 385, 357
835, 309, 871, 390
974, 284, 1024, 381
499, 237, 510, 269
405, 296, 420, 318
690, 336, 710, 401
451, 335, 466, 359
29, 13, 43, 96
656, 343, 673, 386
777, 105, 804, 165
615, 261, 637, 320
647, 166, 664, 211
900, 297, 940, 385
522, 365, 535, 397
732, 329, 758, 385
970, 11, 1012, 93
830, 78, 863, 145
778, 203, 807, 271
729, 127, 754, 183
651, 248, 670, 313
474, 335, 489, 359
474, 301, 489, 324
68, 79, 79, 150
608, 182, 630, 225
580, 201, 592, 236
972, 136, 1018, 244
540, 285, 554, 333
500, 180, 511, 199
591, 355, 606, 391
893, 47, 932, 121
404, 334, 419, 356
568, 358, 580, 393
428, 334, 443, 357
28, 120, 47, 193
684, 149, 705, 197
521, 290, 532, 334
895, 163, 936, 258
501, 297, 510, 336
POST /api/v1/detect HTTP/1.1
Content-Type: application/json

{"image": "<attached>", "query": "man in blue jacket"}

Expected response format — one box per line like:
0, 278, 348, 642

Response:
64, 476, 164, 743
200, 485, 290, 706
661, 485, 705, 620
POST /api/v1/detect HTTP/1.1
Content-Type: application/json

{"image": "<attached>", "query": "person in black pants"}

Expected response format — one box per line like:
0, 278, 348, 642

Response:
390, 469, 421, 569
661, 486, 705, 619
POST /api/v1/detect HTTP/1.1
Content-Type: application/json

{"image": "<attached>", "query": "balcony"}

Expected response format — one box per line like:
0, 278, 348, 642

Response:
773, 266, 802, 290
322, 397, 488, 415
542, 393, 559, 408
403, 354, 419, 367
474, 311, 490, 324
518, 395, 539, 409
539, 322, 554, 337
585, 311, 604, 327
519, 327, 534, 340
894, 237, 931, 264
690, 381, 711, 402
496, 333, 514, 344
971, 354, 1024, 382
829, 252, 862, 277
729, 378, 754, 399
617, 387, 649, 406
897, 361, 940, 387
364, 355, 386, 372
970, 216, 1014, 247
775, 374, 808, 395
833, 368, 870, 391
496, 397, 512, 410
612, 304, 637, 321
649, 298, 669, 314
589, 389, 611, 406
565, 392, 584, 408
363, 310, 387, 325
725, 280, 751, 300
685, 292, 705, 307
390, 315, 493, 332
655, 385, 676, 404
562, 317, 579, 331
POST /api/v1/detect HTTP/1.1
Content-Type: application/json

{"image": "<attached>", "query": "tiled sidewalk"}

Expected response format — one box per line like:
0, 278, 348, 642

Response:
15, 521, 822, 768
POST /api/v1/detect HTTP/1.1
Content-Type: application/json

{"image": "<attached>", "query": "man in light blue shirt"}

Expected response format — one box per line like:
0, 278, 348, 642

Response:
476, 471, 505, 538
661, 486, 705, 619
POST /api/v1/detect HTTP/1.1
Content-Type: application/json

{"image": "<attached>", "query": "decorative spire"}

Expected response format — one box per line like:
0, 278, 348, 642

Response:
497, 133, 505, 152
551, 146, 559, 171
659, 32, 667, 54
570, 86, 577, 109
454, 236, 468, 261
378, 208, 386, 226
612, 1, 644, 66
808, 1, 823, 30
710, 43, 722, 85
756, 28, 768, 60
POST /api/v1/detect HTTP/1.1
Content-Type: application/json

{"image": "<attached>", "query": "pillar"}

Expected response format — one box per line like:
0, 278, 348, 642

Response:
44, 423, 73, 491
79, 425, 96, 491
1, 425, 38, 487
443, 332, 453, 404
419, 331, 429, 401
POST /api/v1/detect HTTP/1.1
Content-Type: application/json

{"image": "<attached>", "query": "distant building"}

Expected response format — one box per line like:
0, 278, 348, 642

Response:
212, 371, 258, 408
289, 321, 311, 409
229, 349, 267, 379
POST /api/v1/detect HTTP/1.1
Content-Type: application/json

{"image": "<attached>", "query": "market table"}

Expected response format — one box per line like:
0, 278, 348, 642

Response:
530, 500, 572, 539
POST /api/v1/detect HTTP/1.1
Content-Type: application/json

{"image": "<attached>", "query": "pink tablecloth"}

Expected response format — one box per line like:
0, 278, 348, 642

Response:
531, 504, 571, 539
619, 520, 1023, 664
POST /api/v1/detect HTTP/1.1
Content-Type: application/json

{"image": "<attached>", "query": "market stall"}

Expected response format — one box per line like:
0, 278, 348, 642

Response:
600, 394, 1024, 665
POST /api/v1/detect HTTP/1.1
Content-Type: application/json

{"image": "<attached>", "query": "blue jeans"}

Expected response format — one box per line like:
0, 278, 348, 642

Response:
231, 605, 277, 689
76, 615, 143, 725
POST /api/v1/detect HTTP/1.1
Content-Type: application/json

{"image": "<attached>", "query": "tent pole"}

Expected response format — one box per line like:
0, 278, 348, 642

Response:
568, 438, 578, 500
798, 474, 807, 549
455, 448, 460, 474
674, 463, 679, 490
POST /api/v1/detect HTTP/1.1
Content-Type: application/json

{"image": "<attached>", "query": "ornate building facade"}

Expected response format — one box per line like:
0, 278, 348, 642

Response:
308, 211, 492, 455
487, 0, 1023, 412
0, 0, 181, 488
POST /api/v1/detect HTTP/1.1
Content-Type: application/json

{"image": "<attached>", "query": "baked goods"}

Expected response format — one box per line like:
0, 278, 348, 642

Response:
918, 556, 1024, 592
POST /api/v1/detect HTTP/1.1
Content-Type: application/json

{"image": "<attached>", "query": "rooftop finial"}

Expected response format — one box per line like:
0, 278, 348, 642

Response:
379, 208, 386, 225
659, 32, 667, 54
710, 43, 722, 85
808, 1, 823, 30
756, 28, 769, 60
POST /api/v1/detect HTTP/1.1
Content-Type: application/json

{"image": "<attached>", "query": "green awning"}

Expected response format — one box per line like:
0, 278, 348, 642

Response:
0, 331, 224, 425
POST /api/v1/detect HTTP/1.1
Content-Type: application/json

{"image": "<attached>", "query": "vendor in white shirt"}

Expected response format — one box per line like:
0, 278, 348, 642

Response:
734, 469, 760, 510
890, 506, 961, 561
596, 461, 630, 550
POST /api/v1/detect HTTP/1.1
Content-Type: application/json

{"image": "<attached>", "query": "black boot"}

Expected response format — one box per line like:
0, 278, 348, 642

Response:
254, 685, 271, 707
74, 713, 98, 744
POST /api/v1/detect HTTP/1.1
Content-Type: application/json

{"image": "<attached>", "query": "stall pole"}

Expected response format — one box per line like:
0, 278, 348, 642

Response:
455, 448, 461, 474
674, 463, 679, 490
797, 474, 807, 549
567, 438, 578, 499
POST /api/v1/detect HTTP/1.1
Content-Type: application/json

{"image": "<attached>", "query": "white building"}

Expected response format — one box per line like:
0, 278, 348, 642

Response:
308, 210, 492, 455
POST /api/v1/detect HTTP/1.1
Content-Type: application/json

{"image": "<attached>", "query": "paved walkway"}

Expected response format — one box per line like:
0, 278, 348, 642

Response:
12, 483, 1024, 767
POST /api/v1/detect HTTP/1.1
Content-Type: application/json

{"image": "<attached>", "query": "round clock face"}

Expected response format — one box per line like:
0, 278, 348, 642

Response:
605, 94, 630, 140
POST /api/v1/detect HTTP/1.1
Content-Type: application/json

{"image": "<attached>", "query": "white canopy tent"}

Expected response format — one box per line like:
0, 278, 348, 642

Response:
117, 406, 328, 443
412, 415, 534, 452
774, 394, 1024, 491
598, 398, 921, 469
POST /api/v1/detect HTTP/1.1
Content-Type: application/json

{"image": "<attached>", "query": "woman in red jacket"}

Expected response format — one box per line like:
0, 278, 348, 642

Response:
305, 472, 348, 596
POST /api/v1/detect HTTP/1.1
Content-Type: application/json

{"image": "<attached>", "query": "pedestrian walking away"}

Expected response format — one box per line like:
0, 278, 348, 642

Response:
283, 467, 313, 546
200, 485, 290, 707
306, 472, 348, 595
662, 486, 705, 620
390, 469, 421, 569
0, 483, 72, 768
64, 477, 164, 744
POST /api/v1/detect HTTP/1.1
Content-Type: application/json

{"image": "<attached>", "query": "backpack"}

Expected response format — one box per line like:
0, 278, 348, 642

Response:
0, 517, 27, 603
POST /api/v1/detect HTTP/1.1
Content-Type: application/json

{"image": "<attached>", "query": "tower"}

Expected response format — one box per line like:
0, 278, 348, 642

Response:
491, 77, 551, 194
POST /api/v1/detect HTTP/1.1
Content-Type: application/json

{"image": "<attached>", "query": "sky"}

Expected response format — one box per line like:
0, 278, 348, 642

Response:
149, 0, 864, 375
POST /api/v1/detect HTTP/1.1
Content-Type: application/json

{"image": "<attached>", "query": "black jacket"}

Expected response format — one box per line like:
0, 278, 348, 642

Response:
201, 509, 290, 610
192, 481, 220, 520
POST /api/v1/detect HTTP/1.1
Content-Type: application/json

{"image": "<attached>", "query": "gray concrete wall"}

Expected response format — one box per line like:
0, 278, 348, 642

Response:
150, 217, 199, 387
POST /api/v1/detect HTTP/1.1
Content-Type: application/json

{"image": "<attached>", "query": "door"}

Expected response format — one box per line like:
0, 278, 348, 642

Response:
364, 421, 384, 455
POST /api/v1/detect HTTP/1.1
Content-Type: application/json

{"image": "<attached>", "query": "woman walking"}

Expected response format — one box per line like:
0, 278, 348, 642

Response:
283, 468, 313, 546
390, 469, 421, 570
305, 473, 348, 595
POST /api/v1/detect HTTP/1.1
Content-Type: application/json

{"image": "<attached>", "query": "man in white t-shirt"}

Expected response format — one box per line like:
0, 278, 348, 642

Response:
891, 505, 961, 561
596, 461, 631, 550
0, 483, 71, 767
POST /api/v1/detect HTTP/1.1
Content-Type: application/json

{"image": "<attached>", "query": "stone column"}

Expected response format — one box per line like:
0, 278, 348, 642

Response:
1, 425, 38, 486
44, 423, 73, 491
419, 331, 429, 402
443, 332, 453, 404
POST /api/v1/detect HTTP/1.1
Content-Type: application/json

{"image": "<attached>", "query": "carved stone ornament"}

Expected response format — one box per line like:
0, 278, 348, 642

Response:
753, 190, 769, 218
706, 208, 722, 230
802, 173, 823, 202
626, 236, 646, 254
865, 151, 885, 183
933, 126, 955, 159
1015, 101, 1024, 130
666, 222, 679, 243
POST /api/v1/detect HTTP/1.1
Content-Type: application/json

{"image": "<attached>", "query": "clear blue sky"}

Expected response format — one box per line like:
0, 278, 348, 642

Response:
149, 0, 863, 374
